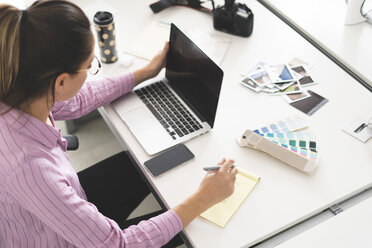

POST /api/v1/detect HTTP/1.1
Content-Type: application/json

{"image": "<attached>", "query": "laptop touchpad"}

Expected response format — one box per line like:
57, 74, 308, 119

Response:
122, 107, 158, 131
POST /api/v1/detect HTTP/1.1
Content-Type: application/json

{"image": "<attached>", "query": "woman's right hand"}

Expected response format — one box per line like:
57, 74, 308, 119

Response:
196, 158, 238, 209
172, 158, 238, 227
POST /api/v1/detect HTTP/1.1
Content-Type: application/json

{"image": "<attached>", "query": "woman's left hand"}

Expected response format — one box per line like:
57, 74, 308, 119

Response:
146, 42, 169, 78
133, 42, 169, 85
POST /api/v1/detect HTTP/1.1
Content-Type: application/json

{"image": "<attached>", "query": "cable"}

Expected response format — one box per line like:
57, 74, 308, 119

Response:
360, 0, 372, 23
360, 0, 365, 16
172, 4, 212, 12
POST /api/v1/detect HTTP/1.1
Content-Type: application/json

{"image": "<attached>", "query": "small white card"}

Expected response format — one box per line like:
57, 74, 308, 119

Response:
343, 116, 372, 142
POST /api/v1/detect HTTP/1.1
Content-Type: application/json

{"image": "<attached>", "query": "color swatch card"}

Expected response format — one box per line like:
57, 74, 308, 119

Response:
239, 116, 319, 173
200, 168, 260, 227
253, 115, 308, 134
259, 130, 316, 142
254, 116, 318, 161
262, 135, 318, 161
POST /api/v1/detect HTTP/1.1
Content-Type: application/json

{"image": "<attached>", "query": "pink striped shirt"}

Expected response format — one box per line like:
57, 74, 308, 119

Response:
0, 73, 183, 248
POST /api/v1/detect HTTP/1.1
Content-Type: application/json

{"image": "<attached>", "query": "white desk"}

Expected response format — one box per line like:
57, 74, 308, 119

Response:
74, 0, 372, 247
275, 197, 372, 248
260, 0, 372, 88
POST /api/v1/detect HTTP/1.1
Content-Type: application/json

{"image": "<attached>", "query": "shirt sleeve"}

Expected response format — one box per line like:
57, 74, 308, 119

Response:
51, 73, 135, 121
7, 159, 183, 248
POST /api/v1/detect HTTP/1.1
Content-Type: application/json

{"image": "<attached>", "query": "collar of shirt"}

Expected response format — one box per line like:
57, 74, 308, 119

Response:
0, 104, 67, 150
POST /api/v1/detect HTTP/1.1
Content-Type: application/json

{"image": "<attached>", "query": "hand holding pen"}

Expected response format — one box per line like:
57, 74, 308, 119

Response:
195, 158, 238, 208
172, 158, 238, 227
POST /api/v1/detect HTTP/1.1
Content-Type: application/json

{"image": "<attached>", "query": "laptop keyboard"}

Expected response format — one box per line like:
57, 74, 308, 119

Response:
135, 81, 203, 140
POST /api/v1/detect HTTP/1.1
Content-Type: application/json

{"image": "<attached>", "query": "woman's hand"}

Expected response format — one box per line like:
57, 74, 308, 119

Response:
133, 42, 169, 85
172, 158, 238, 227
196, 158, 238, 208
146, 42, 169, 78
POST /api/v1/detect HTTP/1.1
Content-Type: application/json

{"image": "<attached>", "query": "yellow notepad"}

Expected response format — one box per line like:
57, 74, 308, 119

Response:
200, 168, 260, 227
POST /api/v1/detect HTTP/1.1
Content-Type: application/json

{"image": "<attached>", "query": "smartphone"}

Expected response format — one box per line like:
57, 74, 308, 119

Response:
144, 144, 194, 176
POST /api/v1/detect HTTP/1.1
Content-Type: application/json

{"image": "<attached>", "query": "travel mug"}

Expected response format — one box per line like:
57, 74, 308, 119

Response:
93, 11, 118, 63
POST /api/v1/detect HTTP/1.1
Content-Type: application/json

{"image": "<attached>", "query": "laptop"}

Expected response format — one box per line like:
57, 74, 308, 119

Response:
112, 24, 224, 155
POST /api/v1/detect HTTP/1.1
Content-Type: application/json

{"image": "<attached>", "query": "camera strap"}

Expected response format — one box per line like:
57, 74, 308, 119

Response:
150, 0, 203, 13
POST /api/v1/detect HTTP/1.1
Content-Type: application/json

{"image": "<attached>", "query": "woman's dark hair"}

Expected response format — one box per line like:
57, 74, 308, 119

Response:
0, 0, 92, 111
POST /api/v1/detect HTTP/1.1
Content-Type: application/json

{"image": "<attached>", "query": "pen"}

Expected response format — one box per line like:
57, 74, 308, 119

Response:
203, 165, 236, 171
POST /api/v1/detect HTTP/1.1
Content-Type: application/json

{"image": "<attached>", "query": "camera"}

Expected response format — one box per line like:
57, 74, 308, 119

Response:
213, 0, 254, 37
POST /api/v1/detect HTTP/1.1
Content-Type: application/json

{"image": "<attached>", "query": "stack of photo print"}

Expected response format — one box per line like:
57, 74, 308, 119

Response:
240, 59, 317, 104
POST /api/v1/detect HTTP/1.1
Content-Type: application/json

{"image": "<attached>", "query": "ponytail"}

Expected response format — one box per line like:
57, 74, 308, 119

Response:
0, 4, 22, 101
0, 0, 92, 112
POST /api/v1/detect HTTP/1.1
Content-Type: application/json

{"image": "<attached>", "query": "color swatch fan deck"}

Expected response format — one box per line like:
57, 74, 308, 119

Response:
239, 116, 319, 174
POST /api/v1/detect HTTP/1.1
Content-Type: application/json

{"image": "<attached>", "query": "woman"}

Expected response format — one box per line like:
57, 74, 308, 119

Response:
0, 1, 238, 247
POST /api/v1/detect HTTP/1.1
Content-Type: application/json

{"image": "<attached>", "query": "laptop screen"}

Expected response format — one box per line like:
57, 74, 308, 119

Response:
166, 24, 224, 128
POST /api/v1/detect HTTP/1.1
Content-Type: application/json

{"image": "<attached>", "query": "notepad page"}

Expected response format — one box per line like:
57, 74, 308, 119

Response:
200, 169, 259, 227
124, 21, 170, 61
123, 22, 231, 65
